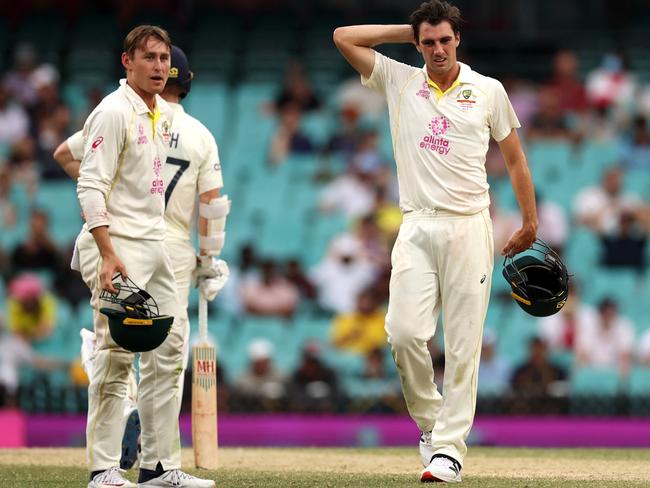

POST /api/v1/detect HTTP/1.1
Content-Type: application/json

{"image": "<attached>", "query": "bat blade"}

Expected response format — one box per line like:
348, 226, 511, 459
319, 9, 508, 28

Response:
192, 342, 218, 469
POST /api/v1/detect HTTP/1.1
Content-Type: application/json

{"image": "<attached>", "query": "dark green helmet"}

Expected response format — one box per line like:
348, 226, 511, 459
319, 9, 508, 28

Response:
99, 274, 173, 352
502, 239, 570, 317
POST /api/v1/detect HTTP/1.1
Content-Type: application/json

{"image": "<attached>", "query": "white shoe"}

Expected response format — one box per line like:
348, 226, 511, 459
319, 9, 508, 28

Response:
421, 455, 462, 483
138, 469, 215, 487
419, 431, 434, 467
88, 467, 136, 487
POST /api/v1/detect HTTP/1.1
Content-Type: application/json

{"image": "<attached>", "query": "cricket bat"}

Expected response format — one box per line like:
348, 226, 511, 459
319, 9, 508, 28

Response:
192, 295, 219, 469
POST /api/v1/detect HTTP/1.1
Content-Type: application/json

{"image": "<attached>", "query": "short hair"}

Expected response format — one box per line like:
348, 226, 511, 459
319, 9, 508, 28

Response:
409, 0, 463, 42
123, 25, 171, 58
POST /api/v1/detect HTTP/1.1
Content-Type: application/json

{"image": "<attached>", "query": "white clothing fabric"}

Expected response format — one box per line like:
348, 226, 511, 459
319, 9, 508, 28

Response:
77, 230, 183, 472
163, 103, 223, 241
362, 53, 520, 215
573, 186, 641, 234
385, 208, 493, 464
77, 79, 173, 239
0, 333, 34, 393
575, 313, 635, 367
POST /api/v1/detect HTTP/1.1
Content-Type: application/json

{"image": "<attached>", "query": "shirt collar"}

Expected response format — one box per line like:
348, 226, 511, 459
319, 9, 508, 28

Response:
422, 61, 474, 87
119, 78, 160, 116
168, 101, 185, 115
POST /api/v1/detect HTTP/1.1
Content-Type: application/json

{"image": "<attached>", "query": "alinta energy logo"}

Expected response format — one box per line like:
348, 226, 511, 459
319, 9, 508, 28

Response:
419, 115, 451, 155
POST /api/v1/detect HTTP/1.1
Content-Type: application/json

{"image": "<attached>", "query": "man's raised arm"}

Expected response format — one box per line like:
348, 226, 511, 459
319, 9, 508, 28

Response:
333, 24, 413, 79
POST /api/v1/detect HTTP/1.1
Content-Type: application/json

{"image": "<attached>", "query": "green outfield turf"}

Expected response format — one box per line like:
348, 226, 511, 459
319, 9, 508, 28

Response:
1, 447, 649, 487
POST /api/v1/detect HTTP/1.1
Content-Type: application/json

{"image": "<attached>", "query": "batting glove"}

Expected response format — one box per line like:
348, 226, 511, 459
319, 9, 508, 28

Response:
193, 256, 229, 301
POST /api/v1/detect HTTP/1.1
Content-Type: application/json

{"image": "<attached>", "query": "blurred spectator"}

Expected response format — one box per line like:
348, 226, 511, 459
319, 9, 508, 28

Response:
575, 298, 634, 376
543, 50, 588, 116
268, 102, 315, 165
323, 104, 364, 159
6, 273, 56, 341
538, 285, 596, 353
0, 165, 20, 230
502, 77, 538, 129
0, 84, 29, 147
526, 88, 573, 142
310, 233, 376, 314
10, 208, 60, 273
53, 243, 91, 310
492, 191, 569, 255
331, 288, 386, 354
354, 215, 390, 267
586, 52, 636, 112
511, 337, 567, 398
233, 338, 287, 409
638, 329, 650, 366
36, 101, 72, 180
536, 192, 569, 254
336, 77, 386, 122
573, 167, 649, 234
489, 193, 519, 257
289, 342, 341, 412
319, 162, 376, 219
477, 329, 511, 395
7, 136, 39, 197
284, 258, 316, 300
600, 211, 647, 269
372, 185, 401, 243
0, 315, 62, 407
361, 347, 390, 379
619, 115, 650, 170
2, 43, 41, 108
274, 61, 321, 113
349, 129, 387, 177
240, 259, 299, 318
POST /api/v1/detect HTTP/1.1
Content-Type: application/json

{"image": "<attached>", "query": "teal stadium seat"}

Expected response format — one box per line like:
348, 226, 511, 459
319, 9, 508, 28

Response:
570, 366, 620, 395
35, 181, 83, 246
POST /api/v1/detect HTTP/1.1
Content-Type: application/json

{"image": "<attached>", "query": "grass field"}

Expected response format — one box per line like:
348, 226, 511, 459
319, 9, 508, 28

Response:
1, 447, 649, 487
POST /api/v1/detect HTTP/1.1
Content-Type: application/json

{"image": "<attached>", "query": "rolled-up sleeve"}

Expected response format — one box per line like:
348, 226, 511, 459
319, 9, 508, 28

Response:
77, 108, 125, 230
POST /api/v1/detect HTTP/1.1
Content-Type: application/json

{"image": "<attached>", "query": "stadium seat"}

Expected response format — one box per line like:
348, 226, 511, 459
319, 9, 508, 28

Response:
570, 366, 620, 395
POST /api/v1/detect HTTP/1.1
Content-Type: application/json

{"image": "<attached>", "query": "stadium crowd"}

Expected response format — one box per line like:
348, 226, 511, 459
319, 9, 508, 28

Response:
2, 6, 650, 416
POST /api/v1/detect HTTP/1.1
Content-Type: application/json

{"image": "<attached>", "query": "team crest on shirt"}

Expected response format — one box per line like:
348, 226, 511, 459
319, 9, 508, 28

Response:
161, 120, 171, 144
456, 88, 477, 111
419, 115, 451, 155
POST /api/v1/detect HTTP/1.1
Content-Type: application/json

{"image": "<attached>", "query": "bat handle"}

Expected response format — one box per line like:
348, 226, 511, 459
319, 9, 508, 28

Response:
198, 295, 208, 343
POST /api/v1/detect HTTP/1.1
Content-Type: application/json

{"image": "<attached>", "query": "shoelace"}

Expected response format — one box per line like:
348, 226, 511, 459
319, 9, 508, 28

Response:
163, 470, 196, 485
96, 467, 128, 484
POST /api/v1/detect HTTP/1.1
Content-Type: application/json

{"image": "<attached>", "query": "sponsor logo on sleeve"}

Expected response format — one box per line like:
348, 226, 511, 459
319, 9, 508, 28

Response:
91, 136, 104, 152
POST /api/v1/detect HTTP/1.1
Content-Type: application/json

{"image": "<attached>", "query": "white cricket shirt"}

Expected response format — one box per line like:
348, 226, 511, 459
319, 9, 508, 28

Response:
362, 52, 520, 215
77, 79, 174, 240
162, 103, 223, 242
69, 103, 223, 242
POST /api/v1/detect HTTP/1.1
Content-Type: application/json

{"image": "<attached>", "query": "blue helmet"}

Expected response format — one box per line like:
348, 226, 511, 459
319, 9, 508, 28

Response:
167, 45, 193, 99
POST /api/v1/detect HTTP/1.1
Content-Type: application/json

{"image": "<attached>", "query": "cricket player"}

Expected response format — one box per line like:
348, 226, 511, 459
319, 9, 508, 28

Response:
56, 45, 229, 473
334, 1, 537, 482
70, 26, 215, 488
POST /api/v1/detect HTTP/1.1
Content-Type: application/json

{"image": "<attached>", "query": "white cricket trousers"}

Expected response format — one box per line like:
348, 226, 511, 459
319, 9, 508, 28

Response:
385, 208, 493, 466
77, 231, 184, 472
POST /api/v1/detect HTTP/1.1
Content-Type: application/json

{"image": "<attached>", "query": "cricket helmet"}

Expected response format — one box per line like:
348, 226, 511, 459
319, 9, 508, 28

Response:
167, 45, 193, 99
99, 274, 173, 352
502, 239, 570, 317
